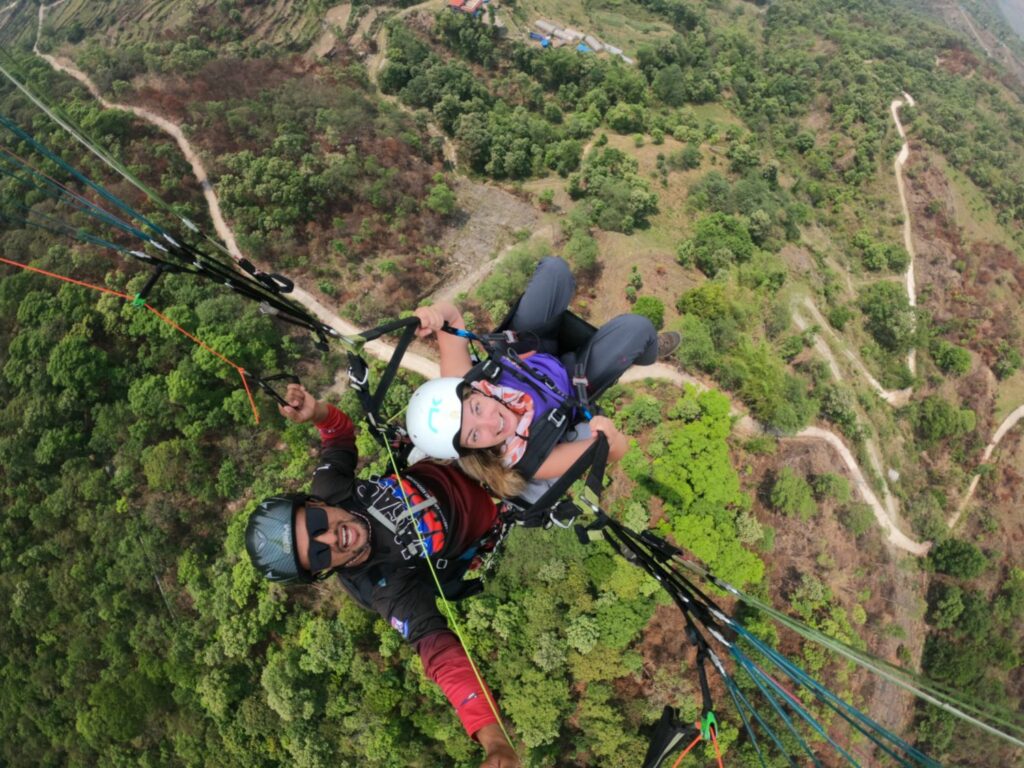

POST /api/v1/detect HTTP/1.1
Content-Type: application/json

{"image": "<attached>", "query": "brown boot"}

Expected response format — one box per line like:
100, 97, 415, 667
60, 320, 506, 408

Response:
657, 331, 681, 359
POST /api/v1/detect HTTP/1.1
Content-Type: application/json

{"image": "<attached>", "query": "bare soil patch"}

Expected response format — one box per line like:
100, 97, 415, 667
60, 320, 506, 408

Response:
433, 179, 544, 301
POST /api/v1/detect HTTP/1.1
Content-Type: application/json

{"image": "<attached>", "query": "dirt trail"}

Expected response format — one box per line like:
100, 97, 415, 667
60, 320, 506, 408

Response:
305, 3, 351, 60
891, 93, 918, 376
797, 297, 912, 407
950, 404, 1024, 527
796, 97, 917, 406
364, 0, 457, 166
31, 3, 934, 556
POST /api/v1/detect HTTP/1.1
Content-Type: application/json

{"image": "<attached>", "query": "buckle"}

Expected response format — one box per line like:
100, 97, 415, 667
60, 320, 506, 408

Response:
480, 359, 502, 380
547, 410, 567, 428
501, 330, 518, 343
348, 363, 369, 389
572, 376, 588, 388
434, 558, 448, 570
548, 511, 576, 529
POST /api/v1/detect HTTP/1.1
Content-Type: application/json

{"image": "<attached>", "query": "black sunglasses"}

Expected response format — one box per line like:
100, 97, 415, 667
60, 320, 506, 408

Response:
303, 505, 332, 574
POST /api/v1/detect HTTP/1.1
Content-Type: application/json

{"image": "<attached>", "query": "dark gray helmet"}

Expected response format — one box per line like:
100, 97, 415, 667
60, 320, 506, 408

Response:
245, 494, 309, 583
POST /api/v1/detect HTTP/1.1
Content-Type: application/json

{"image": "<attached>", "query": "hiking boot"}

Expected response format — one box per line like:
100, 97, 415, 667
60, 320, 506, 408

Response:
657, 331, 681, 359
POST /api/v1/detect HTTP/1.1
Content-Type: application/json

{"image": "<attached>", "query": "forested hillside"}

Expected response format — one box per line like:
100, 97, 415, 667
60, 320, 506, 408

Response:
1, 0, 1023, 766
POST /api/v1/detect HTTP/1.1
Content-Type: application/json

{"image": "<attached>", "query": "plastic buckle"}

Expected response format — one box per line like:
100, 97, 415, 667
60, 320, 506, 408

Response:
572, 376, 589, 388
547, 410, 567, 428
434, 558, 448, 570
501, 330, 518, 344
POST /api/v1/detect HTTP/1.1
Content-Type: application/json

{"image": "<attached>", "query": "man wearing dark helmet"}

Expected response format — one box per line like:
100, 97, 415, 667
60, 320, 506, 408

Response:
245, 383, 518, 768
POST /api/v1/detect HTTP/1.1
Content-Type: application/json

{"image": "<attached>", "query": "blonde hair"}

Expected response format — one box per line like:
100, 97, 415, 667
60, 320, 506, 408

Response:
457, 449, 527, 499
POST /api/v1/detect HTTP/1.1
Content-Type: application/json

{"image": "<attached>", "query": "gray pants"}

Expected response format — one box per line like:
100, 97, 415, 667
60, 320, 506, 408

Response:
510, 256, 658, 396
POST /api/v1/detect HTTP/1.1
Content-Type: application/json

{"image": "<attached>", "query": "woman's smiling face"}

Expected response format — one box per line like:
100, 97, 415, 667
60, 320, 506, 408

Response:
459, 392, 516, 449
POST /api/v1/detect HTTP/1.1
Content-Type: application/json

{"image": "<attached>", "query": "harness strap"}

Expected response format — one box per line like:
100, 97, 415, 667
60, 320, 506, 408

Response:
501, 432, 609, 528
346, 316, 421, 442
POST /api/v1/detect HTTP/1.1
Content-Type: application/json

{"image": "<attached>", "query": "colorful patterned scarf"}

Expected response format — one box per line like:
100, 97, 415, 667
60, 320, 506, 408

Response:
469, 380, 535, 467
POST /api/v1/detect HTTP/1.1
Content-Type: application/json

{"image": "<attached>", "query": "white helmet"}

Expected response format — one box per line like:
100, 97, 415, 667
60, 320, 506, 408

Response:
406, 377, 466, 460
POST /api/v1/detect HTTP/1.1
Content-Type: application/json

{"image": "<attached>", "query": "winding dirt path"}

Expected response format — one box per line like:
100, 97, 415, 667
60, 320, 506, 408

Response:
796, 96, 917, 406
951, 404, 1024, 527
891, 92, 918, 376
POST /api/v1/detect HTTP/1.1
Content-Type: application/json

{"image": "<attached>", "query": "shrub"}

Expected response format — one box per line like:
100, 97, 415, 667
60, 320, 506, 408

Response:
912, 395, 976, 444
632, 296, 665, 330
858, 282, 916, 353
676, 315, 717, 371
616, 394, 662, 434
677, 212, 756, 276
930, 539, 987, 579
930, 339, 971, 376
840, 503, 875, 537
811, 473, 851, 503
992, 341, 1022, 379
769, 468, 817, 520
563, 232, 598, 276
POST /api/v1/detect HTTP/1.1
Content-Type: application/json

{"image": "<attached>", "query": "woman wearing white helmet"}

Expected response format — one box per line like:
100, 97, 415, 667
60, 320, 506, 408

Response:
407, 257, 680, 497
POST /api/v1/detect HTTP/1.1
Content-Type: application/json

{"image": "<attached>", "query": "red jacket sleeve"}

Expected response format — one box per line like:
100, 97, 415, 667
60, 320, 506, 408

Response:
417, 631, 499, 738
314, 404, 356, 450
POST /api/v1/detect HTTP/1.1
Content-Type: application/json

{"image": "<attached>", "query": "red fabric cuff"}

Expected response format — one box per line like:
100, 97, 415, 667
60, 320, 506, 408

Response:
315, 404, 356, 448
418, 631, 499, 737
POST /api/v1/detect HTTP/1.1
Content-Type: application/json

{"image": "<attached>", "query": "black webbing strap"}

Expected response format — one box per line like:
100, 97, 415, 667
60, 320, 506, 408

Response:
346, 316, 421, 445
447, 322, 584, 411
501, 431, 608, 528
642, 706, 701, 768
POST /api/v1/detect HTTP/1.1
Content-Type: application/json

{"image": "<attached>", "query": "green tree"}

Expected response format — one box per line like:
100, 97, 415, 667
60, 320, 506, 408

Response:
424, 174, 457, 215
677, 212, 756, 275
912, 395, 976, 445
858, 282, 917, 353
930, 539, 987, 579
930, 339, 971, 376
653, 64, 688, 106
769, 468, 817, 520
928, 584, 965, 629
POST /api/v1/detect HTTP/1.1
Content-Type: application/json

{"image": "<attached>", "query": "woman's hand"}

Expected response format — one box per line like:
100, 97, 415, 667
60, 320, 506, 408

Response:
414, 301, 464, 338
589, 415, 628, 462
277, 383, 324, 424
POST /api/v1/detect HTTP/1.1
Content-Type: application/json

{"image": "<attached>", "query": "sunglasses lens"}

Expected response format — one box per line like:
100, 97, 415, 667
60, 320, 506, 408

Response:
305, 506, 328, 537
309, 542, 332, 573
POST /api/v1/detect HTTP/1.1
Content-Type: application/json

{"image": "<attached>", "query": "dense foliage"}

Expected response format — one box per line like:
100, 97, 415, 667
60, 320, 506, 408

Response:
4, 0, 1024, 765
